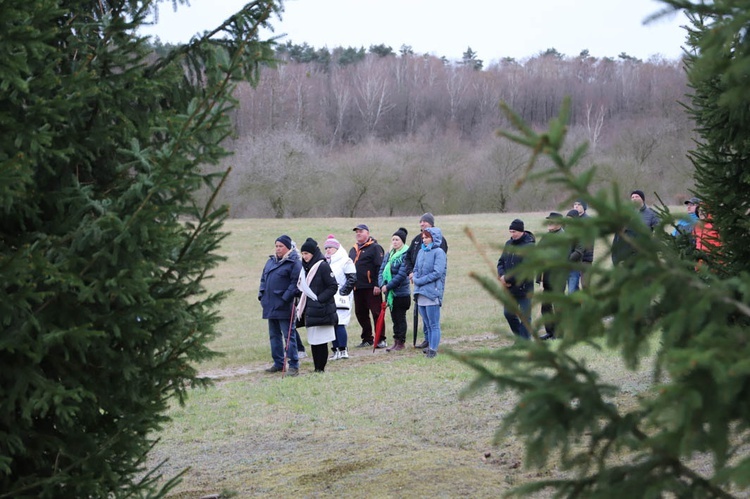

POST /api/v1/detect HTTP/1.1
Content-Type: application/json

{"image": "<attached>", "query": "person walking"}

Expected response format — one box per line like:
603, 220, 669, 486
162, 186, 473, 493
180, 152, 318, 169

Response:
258, 235, 301, 376
411, 227, 447, 358
296, 238, 338, 373
324, 235, 356, 360
378, 227, 411, 352
349, 224, 385, 348
497, 219, 536, 340
565, 209, 585, 293
405, 213, 448, 349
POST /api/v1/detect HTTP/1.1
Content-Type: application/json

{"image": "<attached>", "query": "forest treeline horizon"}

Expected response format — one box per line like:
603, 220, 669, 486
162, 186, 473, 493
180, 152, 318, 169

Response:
155, 40, 694, 218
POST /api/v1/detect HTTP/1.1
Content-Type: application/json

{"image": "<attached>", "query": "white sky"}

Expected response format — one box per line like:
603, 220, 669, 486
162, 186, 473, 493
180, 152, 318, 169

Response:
142, 0, 688, 62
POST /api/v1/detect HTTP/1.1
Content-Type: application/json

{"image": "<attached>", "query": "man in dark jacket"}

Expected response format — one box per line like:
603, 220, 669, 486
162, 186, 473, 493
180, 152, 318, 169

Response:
404, 213, 448, 349
497, 219, 536, 340
258, 235, 301, 376
612, 189, 659, 265
349, 224, 385, 348
572, 200, 594, 289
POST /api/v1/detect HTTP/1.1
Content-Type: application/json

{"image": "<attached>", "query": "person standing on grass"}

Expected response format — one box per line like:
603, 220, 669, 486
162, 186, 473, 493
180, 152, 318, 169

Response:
258, 235, 301, 376
290, 240, 307, 360
612, 190, 659, 266
537, 213, 567, 341
571, 200, 594, 290
296, 238, 338, 373
565, 209, 585, 294
410, 227, 447, 358
497, 219, 536, 340
672, 196, 701, 237
405, 213, 448, 349
378, 227, 411, 352
324, 235, 356, 360
349, 224, 385, 348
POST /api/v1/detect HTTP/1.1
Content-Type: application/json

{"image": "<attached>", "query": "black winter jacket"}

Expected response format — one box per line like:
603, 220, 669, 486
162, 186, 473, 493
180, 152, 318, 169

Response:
298, 249, 338, 327
497, 231, 536, 298
348, 237, 384, 290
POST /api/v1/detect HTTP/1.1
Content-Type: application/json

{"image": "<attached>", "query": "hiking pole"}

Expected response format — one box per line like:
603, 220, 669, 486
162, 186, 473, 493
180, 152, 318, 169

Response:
282, 299, 296, 378
412, 295, 418, 347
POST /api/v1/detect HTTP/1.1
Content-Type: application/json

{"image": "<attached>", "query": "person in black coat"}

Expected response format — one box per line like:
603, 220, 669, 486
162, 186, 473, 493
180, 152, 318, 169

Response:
297, 238, 338, 373
497, 219, 536, 340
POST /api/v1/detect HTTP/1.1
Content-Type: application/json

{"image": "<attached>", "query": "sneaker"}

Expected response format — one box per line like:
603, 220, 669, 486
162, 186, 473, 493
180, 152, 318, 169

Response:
376, 340, 387, 349
425, 349, 437, 358
356, 340, 373, 348
286, 367, 299, 377
415, 340, 429, 349
298, 351, 308, 359
329, 350, 340, 360
265, 365, 283, 373
339, 348, 349, 359
540, 333, 555, 341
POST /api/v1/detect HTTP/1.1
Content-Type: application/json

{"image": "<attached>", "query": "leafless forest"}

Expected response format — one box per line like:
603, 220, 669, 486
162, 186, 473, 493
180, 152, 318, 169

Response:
209, 46, 693, 218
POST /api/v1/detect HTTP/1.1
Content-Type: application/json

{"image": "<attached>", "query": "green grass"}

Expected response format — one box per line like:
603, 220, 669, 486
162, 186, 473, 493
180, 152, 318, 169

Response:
149, 214, 648, 498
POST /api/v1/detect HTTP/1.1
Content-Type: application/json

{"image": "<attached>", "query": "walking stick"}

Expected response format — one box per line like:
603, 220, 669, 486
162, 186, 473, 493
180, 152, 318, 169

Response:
412, 295, 418, 347
282, 299, 296, 378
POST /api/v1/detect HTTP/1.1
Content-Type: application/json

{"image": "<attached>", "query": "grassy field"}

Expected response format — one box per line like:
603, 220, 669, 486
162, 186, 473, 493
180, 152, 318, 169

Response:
147, 213, 648, 498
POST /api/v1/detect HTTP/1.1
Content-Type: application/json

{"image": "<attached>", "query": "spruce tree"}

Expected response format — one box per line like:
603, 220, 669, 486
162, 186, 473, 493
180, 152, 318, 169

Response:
0, 0, 280, 496
462, 2, 750, 497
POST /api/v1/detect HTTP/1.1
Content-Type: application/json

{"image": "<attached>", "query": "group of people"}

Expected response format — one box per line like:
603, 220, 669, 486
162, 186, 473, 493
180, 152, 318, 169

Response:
257, 213, 449, 375
497, 190, 715, 341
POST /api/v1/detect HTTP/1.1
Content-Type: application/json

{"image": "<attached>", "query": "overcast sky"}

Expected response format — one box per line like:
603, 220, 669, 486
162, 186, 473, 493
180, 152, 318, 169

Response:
142, 0, 688, 62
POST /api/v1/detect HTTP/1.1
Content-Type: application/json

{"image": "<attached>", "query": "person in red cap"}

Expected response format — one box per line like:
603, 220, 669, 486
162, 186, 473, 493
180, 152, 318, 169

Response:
349, 224, 385, 348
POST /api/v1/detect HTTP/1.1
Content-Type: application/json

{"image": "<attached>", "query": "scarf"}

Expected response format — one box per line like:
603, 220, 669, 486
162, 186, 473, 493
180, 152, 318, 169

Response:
382, 245, 408, 309
296, 260, 323, 322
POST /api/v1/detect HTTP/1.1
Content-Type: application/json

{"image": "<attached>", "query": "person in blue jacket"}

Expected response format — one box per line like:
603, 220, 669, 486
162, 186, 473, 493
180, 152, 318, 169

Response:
258, 235, 302, 376
410, 227, 447, 358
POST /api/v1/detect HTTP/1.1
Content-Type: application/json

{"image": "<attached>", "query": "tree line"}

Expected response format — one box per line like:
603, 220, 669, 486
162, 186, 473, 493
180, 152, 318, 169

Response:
193, 41, 694, 218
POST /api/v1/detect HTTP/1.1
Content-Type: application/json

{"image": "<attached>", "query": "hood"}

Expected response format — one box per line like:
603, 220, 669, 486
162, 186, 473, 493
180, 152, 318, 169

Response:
425, 227, 443, 248
329, 245, 349, 266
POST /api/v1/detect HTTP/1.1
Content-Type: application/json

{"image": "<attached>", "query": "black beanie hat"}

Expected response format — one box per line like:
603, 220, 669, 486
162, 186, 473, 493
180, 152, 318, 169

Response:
509, 219, 525, 232
631, 190, 646, 202
300, 237, 318, 254
275, 234, 292, 250
393, 227, 408, 244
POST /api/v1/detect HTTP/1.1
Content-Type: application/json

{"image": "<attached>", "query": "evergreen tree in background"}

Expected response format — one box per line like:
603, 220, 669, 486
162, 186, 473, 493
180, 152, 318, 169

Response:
463, 1, 750, 496
0, 0, 280, 496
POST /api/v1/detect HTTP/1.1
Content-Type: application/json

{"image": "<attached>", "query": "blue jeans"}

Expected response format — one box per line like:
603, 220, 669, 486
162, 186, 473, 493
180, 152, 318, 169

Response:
567, 271, 581, 293
268, 318, 298, 369
504, 295, 532, 340
419, 304, 441, 351
332, 324, 348, 350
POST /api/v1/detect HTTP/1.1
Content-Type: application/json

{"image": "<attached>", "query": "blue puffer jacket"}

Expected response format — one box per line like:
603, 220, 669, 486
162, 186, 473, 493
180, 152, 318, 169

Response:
378, 247, 411, 298
412, 227, 447, 304
259, 249, 302, 320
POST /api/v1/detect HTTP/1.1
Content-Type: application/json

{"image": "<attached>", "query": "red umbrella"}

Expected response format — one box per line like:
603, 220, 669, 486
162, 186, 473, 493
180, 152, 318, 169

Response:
372, 301, 388, 352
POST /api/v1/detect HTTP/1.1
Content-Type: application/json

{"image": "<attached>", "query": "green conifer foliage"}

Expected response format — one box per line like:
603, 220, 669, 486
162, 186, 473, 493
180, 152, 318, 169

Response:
0, 0, 280, 496
462, 2, 750, 497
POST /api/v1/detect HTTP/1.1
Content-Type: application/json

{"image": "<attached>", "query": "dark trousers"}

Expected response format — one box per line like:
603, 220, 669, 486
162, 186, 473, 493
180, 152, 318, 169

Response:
311, 343, 328, 372
540, 283, 557, 336
389, 295, 411, 343
353, 288, 383, 342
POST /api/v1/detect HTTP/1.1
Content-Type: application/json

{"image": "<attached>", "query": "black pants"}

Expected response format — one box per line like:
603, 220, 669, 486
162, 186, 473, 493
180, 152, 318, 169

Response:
353, 288, 383, 342
389, 295, 411, 342
311, 343, 328, 372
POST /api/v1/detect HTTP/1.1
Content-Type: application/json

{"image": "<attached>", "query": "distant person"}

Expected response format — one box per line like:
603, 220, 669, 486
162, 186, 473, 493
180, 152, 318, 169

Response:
497, 219, 536, 340
572, 200, 594, 289
349, 224, 385, 348
537, 213, 567, 340
378, 227, 411, 352
693, 204, 721, 272
290, 240, 307, 359
612, 190, 659, 266
324, 235, 356, 360
410, 227, 447, 358
258, 235, 301, 376
565, 209, 585, 293
405, 213, 448, 349
672, 196, 700, 236
296, 238, 338, 373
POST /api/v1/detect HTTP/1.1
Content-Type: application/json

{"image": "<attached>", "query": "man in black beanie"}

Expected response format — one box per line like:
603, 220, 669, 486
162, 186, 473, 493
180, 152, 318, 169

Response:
497, 219, 535, 340
612, 190, 659, 265
405, 212, 448, 349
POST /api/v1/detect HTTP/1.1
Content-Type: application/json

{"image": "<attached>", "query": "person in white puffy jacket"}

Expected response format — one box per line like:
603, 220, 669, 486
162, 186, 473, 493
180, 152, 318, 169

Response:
323, 235, 356, 360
